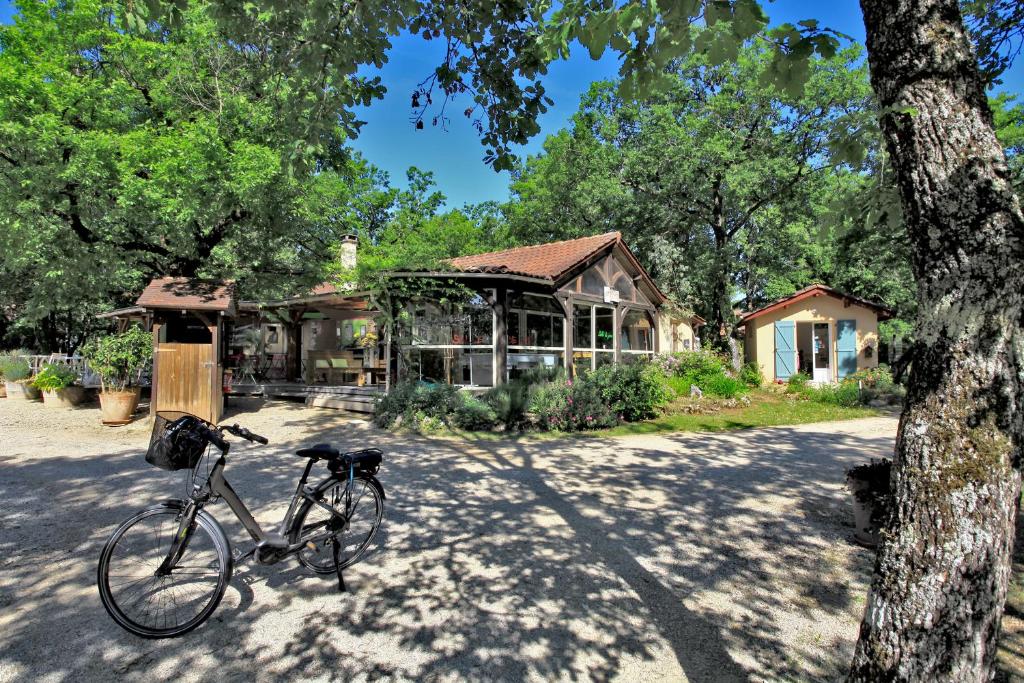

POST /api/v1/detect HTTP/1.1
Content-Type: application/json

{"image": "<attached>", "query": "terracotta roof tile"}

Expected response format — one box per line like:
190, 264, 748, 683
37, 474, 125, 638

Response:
449, 232, 621, 280
136, 277, 236, 312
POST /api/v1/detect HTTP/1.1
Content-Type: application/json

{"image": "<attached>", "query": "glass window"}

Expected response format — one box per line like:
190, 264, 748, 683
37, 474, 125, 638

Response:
572, 351, 593, 376
507, 309, 522, 346
595, 352, 615, 368
469, 302, 492, 345
526, 312, 553, 347
595, 307, 614, 350
410, 348, 494, 386
614, 274, 635, 301
573, 304, 592, 349
509, 352, 563, 380
582, 269, 605, 295
620, 309, 654, 352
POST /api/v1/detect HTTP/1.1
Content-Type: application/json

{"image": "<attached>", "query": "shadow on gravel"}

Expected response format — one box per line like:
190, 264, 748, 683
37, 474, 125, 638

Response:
0, 400, 889, 681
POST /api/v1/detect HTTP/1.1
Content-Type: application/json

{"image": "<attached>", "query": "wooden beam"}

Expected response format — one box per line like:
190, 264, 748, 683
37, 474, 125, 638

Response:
493, 287, 508, 385
150, 323, 162, 416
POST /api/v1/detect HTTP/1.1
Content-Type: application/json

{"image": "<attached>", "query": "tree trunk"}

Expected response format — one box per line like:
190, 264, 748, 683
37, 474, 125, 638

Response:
850, 0, 1024, 680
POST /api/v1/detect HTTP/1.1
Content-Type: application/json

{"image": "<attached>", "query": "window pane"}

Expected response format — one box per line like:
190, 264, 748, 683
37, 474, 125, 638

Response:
468, 350, 494, 387
595, 307, 614, 350
573, 304, 592, 349
572, 351, 593, 375
614, 274, 635, 301
595, 351, 614, 368
620, 309, 653, 352
582, 269, 604, 295
509, 293, 562, 313
507, 310, 522, 346
469, 301, 492, 345
552, 316, 564, 347
526, 312, 553, 347
509, 352, 563, 380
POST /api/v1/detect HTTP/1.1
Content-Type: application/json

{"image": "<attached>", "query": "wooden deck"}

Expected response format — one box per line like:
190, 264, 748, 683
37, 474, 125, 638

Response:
226, 382, 383, 413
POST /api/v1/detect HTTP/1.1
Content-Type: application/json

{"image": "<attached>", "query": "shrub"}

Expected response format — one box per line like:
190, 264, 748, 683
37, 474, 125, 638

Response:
739, 362, 763, 387
373, 381, 459, 429
586, 362, 669, 422
483, 366, 562, 428
786, 372, 812, 393
0, 354, 31, 382
700, 374, 747, 398
31, 363, 77, 391
452, 395, 498, 431
806, 381, 862, 407
654, 350, 748, 398
653, 350, 729, 380
528, 381, 573, 431
81, 325, 152, 391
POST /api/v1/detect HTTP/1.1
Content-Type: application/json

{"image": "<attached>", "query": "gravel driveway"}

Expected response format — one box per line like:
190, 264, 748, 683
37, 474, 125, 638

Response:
0, 398, 896, 682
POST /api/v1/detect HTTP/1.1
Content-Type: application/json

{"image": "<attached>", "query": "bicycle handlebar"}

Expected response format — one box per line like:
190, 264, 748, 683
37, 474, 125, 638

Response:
221, 423, 269, 445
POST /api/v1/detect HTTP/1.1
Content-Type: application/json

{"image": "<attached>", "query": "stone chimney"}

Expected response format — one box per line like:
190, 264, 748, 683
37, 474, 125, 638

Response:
339, 234, 357, 271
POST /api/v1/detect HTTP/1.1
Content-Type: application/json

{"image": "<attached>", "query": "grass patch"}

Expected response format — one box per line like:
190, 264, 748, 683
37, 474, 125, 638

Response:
600, 390, 879, 436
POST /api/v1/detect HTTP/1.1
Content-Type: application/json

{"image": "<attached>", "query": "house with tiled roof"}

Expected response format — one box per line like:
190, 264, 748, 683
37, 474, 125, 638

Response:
111, 232, 701, 416
738, 284, 893, 384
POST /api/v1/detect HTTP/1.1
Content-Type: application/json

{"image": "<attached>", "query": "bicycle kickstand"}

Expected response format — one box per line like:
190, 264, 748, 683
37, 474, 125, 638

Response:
332, 539, 346, 593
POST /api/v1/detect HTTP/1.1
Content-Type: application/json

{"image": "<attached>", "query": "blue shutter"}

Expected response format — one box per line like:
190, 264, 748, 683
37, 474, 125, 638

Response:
837, 320, 857, 379
774, 322, 795, 379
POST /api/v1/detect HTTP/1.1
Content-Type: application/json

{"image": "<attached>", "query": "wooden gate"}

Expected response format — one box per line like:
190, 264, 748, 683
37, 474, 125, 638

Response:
153, 342, 219, 423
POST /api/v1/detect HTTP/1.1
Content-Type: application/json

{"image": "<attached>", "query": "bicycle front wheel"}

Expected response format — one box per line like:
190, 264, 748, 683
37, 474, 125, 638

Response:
291, 476, 384, 574
97, 504, 232, 638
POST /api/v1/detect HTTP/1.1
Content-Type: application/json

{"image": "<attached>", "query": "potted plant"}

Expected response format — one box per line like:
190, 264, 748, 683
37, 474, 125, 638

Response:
0, 354, 41, 401
81, 326, 152, 425
32, 363, 87, 408
846, 458, 893, 548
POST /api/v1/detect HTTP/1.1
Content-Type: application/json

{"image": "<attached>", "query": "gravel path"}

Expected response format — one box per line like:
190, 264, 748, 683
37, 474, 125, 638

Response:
0, 397, 896, 682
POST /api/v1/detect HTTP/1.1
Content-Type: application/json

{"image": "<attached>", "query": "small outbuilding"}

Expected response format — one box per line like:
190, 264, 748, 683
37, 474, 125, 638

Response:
739, 284, 893, 384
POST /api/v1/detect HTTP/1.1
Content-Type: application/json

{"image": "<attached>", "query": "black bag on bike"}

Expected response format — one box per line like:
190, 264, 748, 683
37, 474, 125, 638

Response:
146, 413, 209, 471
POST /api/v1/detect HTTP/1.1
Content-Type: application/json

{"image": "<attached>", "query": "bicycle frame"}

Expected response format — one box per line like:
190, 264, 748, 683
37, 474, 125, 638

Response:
198, 452, 354, 556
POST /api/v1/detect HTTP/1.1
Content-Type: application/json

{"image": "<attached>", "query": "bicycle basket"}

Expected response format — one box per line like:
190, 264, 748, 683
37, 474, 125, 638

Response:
146, 412, 209, 471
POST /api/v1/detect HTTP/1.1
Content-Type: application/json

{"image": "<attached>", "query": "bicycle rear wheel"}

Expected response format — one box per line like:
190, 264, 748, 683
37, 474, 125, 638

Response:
97, 503, 232, 638
291, 476, 384, 574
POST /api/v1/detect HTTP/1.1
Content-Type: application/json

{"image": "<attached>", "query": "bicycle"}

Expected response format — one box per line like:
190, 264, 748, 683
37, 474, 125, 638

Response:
97, 412, 386, 639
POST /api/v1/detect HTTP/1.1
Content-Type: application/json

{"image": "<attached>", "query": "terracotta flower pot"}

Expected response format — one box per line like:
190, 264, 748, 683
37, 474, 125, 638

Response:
0, 383, 6, 398
42, 386, 88, 409
99, 388, 142, 425
5, 381, 41, 401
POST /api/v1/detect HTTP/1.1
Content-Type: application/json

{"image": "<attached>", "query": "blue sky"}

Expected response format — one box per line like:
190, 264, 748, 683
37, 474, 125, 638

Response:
2, 1, 1021, 208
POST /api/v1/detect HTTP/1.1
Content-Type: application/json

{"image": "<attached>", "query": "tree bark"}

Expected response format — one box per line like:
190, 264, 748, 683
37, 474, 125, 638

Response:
850, 0, 1024, 680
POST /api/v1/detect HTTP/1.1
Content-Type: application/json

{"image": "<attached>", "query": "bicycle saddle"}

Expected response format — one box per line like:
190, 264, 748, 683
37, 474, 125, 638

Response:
295, 444, 339, 460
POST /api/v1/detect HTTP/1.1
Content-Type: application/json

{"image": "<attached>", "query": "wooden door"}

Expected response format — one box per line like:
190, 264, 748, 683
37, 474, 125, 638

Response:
154, 342, 216, 422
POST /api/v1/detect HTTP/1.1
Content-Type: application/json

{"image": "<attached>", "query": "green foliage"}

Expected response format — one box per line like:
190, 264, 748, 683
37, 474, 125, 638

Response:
0, 0, 391, 349
31, 363, 78, 391
740, 362, 763, 387
700, 374, 748, 399
505, 41, 874, 335
80, 325, 153, 392
0, 354, 31, 382
452, 395, 499, 431
804, 381, 862, 407
529, 376, 617, 432
482, 367, 562, 429
786, 372, 812, 392
585, 362, 670, 422
653, 350, 747, 398
372, 381, 460, 429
